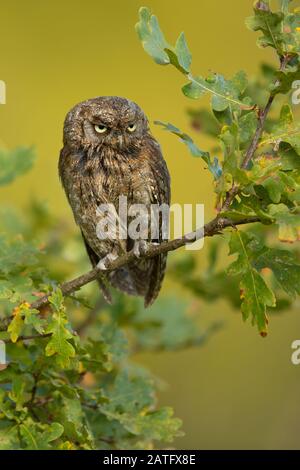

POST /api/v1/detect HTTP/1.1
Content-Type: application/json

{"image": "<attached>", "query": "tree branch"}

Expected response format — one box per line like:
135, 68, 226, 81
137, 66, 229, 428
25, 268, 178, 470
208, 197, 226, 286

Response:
0, 214, 260, 340
25, 215, 260, 312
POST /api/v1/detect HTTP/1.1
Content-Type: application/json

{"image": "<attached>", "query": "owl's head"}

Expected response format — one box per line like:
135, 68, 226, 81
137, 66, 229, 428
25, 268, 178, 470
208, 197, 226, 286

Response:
63, 96, 149, 153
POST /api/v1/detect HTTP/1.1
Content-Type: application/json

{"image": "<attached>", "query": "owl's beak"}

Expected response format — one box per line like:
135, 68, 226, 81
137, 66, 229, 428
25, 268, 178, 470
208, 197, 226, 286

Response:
111, 130, 124, 147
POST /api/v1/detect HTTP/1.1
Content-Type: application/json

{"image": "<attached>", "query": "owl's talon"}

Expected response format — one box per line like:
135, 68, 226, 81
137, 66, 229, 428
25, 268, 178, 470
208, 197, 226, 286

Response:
133, 240, 150, 258
97, 253, 118, 270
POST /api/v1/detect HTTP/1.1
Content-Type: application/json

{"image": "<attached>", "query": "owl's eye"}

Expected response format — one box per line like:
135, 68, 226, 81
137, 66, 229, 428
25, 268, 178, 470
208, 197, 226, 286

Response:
127, 123, 137, 133
94, 124, 108, 134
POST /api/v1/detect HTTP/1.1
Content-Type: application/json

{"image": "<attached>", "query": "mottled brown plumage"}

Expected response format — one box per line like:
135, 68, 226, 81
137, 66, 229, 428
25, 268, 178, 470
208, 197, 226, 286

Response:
59, 96, 170, 306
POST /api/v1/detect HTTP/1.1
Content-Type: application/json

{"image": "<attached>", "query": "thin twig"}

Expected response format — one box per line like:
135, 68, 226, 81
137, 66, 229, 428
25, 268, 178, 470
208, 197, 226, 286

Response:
2, 333, 51, 344
222, 54, 290, 211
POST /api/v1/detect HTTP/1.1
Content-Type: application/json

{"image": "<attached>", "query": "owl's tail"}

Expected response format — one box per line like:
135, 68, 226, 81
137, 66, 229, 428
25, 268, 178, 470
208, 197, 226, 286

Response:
81, 231, 166, 307
96, 276, 112, 304
144, 253, 168, 308
108, 253, 167, 308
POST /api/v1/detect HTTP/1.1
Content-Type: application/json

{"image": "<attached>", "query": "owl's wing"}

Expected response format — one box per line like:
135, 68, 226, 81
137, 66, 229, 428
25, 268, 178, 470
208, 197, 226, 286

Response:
59, 146, 114, 303
143, 138, 171, 307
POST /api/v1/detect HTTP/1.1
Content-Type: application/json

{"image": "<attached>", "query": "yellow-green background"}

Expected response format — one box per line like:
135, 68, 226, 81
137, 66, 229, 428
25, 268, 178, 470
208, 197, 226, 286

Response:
1, 0, 300, 449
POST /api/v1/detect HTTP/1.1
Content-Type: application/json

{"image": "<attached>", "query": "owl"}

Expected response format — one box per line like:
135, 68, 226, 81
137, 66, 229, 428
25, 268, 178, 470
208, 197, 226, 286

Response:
59, 96, 170, 307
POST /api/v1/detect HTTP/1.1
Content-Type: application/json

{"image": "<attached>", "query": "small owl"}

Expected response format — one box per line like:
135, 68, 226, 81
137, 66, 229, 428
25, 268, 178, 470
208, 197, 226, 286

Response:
59, 96, 170, 307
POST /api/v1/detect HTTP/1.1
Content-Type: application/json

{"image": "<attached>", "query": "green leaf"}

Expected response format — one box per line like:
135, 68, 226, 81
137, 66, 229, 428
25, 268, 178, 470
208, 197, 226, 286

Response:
155, 121, 222, 179
0, 234, 39, 276
228, 231, 259, 274
81, 325, 128, 372
53, 393, 94, 447
7, 304, 25, 343
0, 281, 13, 300
248, 156, 282, 181
0, 424, 20, 450
279, 143, 300, 170
135, 7, 170, 65
259, 105, 300, 155
0, 147, 35, 186
42, 423, 64, 443
272, 66, 300, 95
101, 370, 154, 416
0, 234, 40, 304
226, 193, 274, 224
281, 9, 300, 54
100, 369, 183, 443
245, 3, 285, 54
48, 288, 64, 312
240, 268, 275, 334
20, 420, 64, 450
45, 295, 76, 368
8, 376, 27, 411
232, 70, 249, 94
262, 175, 286, 203
135, 7, 191, 73
24, 306, 45, 335
239, 111, 258, 145
255, 248, 300, 298
19, 424, 39, 450
183, 73, 250, 112
228, 231, 276, 335
219, 123, 239, 160
125, 406, 183, 444
279, 103, 294, 125
221, 209, 258, 222
45, 321, 75, 368
267, 203, 300, 242
175, 32, 192, 73
132, 297, 212, 351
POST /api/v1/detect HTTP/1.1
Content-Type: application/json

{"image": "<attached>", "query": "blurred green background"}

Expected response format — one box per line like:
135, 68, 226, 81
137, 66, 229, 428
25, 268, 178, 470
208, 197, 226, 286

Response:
1, 0, 300, 449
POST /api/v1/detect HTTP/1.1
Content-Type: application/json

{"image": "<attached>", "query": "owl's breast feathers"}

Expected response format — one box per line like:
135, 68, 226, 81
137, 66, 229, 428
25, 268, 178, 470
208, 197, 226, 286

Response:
59, 134, 170, 306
